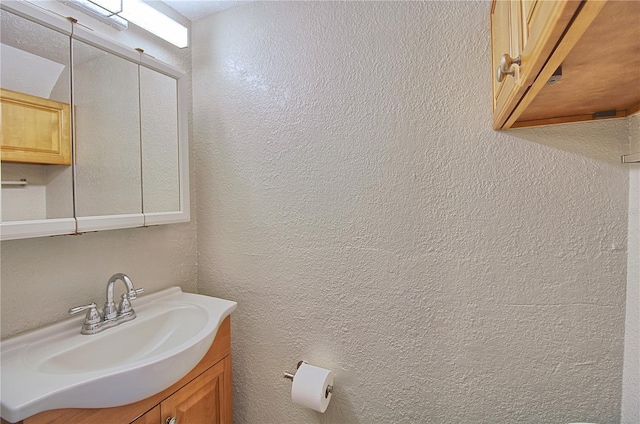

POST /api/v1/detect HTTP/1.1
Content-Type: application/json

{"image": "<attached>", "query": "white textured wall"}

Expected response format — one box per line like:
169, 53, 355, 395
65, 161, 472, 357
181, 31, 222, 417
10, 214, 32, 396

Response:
622, 115, 640, 423
1, 225, 196, 336
192, 2, 629, 423
0, 2, 197, 339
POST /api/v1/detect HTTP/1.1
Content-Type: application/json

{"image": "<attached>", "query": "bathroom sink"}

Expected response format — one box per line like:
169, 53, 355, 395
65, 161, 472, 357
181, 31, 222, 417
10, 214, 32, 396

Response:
0, 287, 236, 423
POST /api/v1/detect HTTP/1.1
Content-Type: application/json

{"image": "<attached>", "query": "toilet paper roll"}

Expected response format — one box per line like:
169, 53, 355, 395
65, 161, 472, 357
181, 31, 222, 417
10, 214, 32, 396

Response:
291, 363, 334, 413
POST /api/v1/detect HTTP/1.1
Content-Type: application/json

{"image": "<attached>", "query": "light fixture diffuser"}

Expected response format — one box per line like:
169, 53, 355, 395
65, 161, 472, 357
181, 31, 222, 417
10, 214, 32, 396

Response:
59, 0, 188, 48
61, 0, 128, 29
119, 0, 188, 48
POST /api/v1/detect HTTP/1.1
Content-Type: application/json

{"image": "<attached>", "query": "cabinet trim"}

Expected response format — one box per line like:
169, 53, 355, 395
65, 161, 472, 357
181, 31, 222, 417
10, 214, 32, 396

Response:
144, 211, 189, 226
76, 214, 145, 233
0, 218, 76, 241
510, 110, 627, 129
0, 1, 71, 35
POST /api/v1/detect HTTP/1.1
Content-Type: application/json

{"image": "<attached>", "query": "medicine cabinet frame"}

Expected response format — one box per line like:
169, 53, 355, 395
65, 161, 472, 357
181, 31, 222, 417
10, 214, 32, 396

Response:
0, 0, 190, 241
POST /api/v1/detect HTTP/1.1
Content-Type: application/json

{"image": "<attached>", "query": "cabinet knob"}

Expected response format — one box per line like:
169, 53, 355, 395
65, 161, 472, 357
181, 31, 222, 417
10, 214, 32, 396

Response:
496, 53, 521, 82
496, 66, 506, 83
165, 417, 177, 424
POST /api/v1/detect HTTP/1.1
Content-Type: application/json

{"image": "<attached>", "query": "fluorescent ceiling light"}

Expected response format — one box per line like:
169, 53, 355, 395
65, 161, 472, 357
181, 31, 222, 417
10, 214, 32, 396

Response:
61, 0, 128, 29
90, 0, 122, 13
119, 0, 188, 48
61, 0, 188, 48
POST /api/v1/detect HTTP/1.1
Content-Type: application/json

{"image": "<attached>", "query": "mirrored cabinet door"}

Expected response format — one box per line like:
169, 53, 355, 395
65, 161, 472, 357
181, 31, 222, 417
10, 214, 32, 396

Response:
0, 1, 189, 240
140, 66, 180, 214
0, 8, 75, 239
72, 38, 144, 231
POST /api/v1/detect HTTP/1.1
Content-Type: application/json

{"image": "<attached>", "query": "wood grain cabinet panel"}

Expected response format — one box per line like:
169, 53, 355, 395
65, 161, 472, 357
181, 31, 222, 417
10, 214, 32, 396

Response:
0, 88, 71, 165
160, 357, 231, 424
133, 356, 233, 424
491, 0, 581, 129
491, 0, 639, 129
131, 406, 160, 424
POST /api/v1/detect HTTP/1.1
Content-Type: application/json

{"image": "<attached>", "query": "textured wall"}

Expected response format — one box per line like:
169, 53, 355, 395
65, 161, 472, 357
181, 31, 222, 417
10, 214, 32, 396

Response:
192, 1, 629, 423
0, 2, 197, 339
622, 115, 640, 423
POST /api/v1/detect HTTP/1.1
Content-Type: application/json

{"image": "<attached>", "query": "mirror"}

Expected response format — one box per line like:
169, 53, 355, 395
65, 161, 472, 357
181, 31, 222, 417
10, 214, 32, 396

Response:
140, 66, 180, 214
0, 9, 74, 225
73, 39, 142, 218
0, 1, 189, 240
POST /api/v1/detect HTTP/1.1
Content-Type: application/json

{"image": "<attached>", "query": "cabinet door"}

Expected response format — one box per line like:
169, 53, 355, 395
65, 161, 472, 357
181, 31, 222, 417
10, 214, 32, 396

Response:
518, 0, 580, 86
491, 0, 522, 121
491, 0, 582, 129
1, 1, 190, 240
132, 406, 161, 424
0, 7, 76, 240
140, 66, 180, 215
72, 38, 144, 232
138, 56, 190, 226
161, 356, 232, 424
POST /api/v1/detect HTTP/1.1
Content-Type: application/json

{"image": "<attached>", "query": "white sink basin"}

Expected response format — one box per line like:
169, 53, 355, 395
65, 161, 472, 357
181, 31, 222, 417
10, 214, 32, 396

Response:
0, 287, 236, 423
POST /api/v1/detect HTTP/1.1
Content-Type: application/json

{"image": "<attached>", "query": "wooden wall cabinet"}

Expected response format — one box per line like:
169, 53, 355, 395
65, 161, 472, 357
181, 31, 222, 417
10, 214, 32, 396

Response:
491, 0, 640, 130
0, 89, 71, 165
10, 317, 233, 424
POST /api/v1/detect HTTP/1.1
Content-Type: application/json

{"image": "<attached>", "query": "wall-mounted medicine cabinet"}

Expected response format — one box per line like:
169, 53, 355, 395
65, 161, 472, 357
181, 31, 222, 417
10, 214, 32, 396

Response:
0, 1, 189, 240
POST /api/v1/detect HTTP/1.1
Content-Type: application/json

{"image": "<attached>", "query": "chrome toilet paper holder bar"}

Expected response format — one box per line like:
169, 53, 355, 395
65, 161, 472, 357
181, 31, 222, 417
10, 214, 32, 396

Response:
283, 361, 333, 397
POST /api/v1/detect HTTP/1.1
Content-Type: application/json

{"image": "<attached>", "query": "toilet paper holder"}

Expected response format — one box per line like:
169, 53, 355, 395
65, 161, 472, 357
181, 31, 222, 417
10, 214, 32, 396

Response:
283, 361, 333, 397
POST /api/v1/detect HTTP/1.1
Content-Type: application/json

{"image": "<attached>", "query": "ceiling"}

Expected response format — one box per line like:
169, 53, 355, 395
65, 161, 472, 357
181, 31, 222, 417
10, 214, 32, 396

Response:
159, 0, 247, 21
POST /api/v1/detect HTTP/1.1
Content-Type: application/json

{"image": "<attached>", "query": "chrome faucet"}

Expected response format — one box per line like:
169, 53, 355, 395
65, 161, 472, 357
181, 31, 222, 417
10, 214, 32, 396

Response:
104, 273, 142, 321
69, 273, 144, 335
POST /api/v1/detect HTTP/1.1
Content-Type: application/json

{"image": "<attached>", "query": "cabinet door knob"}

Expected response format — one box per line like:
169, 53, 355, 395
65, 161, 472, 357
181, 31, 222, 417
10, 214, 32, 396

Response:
496, 53, 521, 82
496, 66, 506, 82
165, 417, 177, 424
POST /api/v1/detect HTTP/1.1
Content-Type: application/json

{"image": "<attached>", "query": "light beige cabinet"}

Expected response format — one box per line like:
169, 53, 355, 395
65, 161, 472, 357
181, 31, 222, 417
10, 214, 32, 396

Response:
491, 0, 640, 130
9, 317, 233, 424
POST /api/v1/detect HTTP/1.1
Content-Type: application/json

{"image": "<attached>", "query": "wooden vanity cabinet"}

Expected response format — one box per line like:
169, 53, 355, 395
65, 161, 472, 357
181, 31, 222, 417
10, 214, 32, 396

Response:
491, 0, 640, 129
131, 406, 160, 424
135, 356, 231, 424
13, 317, 233, 424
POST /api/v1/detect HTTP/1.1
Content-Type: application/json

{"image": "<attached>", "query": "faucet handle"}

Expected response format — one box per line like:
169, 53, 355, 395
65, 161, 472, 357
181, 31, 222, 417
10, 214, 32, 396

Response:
69, 303, 101, 324
118, 287, 144, 316
69, 302, 96, 315
127, 287, 144, 299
